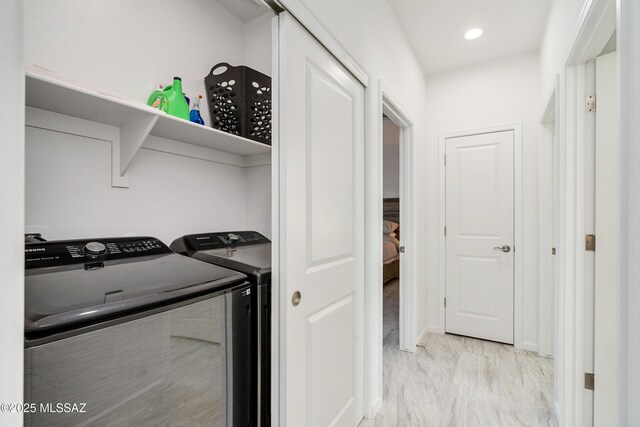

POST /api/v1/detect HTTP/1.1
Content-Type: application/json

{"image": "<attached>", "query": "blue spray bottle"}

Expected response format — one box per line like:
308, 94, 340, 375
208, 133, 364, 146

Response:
189, 95, 205, 125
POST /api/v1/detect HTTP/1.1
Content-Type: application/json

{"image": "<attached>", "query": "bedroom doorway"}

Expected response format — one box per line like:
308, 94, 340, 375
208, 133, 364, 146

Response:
380, 91, 415, 355
363, 87, 416, 417
382, 116, 402, 358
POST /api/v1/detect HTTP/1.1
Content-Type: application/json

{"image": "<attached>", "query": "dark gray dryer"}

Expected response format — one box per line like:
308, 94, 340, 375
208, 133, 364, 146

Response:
171, 231, 271, 427
24, 236, 253, 427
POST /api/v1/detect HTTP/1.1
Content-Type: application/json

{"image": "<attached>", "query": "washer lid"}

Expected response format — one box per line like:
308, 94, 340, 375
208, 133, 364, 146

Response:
25, 238, 246, 335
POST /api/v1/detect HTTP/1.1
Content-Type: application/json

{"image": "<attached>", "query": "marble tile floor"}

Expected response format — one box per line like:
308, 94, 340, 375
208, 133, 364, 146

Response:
360, 279, 557, 427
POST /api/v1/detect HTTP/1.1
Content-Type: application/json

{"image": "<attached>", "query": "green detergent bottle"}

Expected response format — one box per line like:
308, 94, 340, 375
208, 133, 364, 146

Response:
147, 77, 189, 120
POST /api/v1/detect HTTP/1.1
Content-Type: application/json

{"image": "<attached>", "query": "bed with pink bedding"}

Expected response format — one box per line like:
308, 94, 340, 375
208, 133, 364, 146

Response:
382, 198, 400, 283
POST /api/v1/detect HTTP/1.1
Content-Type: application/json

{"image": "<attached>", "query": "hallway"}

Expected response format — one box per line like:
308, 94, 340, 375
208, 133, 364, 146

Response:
361, 279, 557, 426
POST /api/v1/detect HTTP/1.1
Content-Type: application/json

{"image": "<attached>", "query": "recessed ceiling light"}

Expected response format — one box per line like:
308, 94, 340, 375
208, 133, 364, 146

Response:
464, 28, 483, 40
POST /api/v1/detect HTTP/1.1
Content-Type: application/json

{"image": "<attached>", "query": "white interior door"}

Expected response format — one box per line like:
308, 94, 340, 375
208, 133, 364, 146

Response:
593, 50, 619, 426
445, 130, 515, 344
277, 12, 364, 427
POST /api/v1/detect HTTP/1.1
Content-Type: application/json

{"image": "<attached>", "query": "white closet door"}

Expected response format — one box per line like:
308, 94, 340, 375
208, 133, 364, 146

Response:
445, 130, 515, 344
276, 11, 364, 427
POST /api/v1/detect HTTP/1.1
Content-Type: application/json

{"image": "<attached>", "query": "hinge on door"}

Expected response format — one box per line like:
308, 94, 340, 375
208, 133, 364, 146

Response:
552, 247, 557, 255
444, 226, 447, 237
586, 95, 596, 112
444, 297, 446, 308
586, 234, 596, 251
444, 154, 447, 165
585, 373, 595, 390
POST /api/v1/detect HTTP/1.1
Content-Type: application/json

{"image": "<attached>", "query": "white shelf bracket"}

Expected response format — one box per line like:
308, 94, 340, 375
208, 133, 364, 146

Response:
111, 133, 129, 188
119, 115, 159, 176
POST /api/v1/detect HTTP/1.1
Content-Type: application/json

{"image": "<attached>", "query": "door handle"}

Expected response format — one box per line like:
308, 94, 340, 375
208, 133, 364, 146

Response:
291, 291, 301, 307
493, 245, 511, 253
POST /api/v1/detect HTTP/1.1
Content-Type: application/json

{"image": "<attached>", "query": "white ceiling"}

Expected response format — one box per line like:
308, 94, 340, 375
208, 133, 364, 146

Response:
217, 0, 269, 22
387, 0, 552, 75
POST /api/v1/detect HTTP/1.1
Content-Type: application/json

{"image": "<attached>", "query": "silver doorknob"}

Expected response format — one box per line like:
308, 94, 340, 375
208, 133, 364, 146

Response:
493, 245, 511, 253
292, 291, 301, 307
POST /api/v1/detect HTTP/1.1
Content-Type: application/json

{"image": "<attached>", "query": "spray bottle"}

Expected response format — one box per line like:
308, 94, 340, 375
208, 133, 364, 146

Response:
189, 95, 205, 125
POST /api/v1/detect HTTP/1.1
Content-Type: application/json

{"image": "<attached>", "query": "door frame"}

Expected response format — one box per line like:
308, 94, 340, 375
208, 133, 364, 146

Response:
593, 50, 619, 426
362, 80, 416, 418
437, 123, 526, 348
270, 14, 281, 427
556, 0, 616, 424
619, 0, 640, 423
382, 87, 416, 354
538, 76, 560, 359
0, 0, 25, 420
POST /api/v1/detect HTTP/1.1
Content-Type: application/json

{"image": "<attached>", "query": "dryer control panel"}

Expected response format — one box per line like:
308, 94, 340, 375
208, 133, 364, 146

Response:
174, 231, 270, 253
25, 237, 171, 269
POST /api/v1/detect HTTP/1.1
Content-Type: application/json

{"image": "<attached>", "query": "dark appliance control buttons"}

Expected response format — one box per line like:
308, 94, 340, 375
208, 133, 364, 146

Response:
84, 241, 107, 256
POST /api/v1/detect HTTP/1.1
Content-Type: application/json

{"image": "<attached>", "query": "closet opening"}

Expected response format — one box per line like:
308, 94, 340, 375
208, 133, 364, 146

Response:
22, 1, 277, 426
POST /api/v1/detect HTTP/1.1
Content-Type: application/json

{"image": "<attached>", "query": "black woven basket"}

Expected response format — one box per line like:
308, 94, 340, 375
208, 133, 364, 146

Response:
204, 62, 272, 145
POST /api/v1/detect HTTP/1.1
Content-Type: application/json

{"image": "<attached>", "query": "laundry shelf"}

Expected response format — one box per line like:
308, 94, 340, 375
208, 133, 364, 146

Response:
25, 67, 272, 181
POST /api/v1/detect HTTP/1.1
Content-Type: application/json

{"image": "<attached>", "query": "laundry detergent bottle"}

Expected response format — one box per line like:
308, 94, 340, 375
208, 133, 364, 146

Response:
147, 77, 190, 120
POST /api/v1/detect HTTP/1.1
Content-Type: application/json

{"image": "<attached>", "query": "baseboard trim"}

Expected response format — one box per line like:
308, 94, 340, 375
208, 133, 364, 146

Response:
518, 341, 539, 353
426, 325, 444, 334
365, 396, 382, 419
416, 324, 431, 345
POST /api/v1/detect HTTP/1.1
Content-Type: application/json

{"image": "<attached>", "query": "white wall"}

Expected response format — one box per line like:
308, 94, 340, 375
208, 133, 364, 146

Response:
0, 1, 25, 423
382, 120, 400, 198
424, 51, 542, 350
300, 0, 432, 334
24, 0, 273, 243
244, 13, 273, 76
539, 0, 589, 95
245, 165, 272, 238
25, 128, 253, 244
25, 0, 248, 127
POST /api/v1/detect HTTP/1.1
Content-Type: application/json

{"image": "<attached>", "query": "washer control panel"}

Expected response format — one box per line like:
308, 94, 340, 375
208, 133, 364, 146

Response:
25, 237, 170, 269
83, 241, 107, 256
